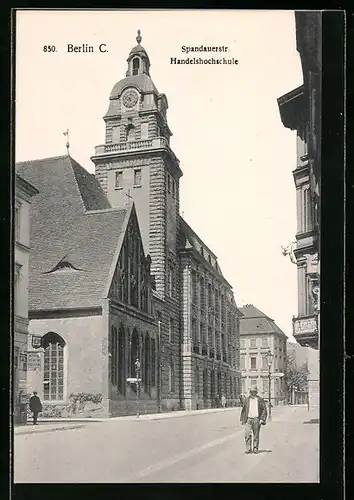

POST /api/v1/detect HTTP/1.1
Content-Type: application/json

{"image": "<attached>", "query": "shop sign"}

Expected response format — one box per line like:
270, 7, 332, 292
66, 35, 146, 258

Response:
27, 352, 41, 370
293, 316, 317, 335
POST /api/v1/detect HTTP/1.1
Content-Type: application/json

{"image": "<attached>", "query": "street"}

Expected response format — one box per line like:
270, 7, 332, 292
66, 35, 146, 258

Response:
14, 405, 319, 483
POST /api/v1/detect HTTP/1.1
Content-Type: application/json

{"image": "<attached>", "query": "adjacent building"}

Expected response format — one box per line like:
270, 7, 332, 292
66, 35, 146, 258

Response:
17, 32, 241, 417
239, 305, 287, 405
14, 174, 38, 424
277, 11, 321, 413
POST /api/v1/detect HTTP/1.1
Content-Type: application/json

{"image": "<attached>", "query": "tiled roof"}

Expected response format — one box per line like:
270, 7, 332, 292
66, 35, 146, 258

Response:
179, 216, 224, 276
16, 155, 127, 310
239, 305, 287, 337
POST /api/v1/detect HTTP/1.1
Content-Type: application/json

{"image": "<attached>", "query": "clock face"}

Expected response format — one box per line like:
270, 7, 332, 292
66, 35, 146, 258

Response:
122, 90, 138, 108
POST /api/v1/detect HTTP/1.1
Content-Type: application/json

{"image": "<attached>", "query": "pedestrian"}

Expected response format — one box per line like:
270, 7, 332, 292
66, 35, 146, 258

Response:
29, 391, 42, 425
221, 394, 226, 409
239, 394, 244, 406
215, 393, 220, 408
240, 387, 267, 454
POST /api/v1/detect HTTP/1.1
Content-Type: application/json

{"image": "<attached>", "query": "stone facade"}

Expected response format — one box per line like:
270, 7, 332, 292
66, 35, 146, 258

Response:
14, 174, 38, 424
277, 12, 321, 416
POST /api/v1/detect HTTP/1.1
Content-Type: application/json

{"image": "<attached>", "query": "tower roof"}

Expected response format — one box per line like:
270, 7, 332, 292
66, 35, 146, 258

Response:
128, 29, 150, 61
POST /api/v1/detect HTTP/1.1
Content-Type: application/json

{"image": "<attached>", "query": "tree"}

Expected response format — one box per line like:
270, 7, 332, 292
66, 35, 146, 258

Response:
285, 351, 309, 394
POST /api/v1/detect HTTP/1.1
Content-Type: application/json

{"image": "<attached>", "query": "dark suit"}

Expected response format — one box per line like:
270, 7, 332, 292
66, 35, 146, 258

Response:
240, 396, 267, 452
29, 395, 42, 425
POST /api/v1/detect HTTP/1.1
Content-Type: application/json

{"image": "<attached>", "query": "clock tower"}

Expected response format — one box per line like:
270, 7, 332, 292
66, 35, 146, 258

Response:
91, 31, 183, 299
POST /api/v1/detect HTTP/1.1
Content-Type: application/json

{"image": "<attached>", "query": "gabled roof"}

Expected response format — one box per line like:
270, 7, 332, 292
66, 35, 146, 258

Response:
16, 155, 128, 310
239, 304, 287, 338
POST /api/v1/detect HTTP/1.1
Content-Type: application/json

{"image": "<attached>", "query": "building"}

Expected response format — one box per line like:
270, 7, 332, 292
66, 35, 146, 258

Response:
287, 341, 309, 367
239, 305, 287, 405
14, 174, 38, 424
277, 12, 321, 413
16, 32, 241, 417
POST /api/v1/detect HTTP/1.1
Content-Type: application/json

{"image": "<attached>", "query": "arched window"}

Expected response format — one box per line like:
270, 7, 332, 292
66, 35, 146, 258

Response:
118, 327, 125, 394
130, 329, 139, 378
126, 124, 135, 142
132, 57, 140, 75
144, 334, 150, 394
110, 326, 118, 386
169, 359, 175, 392
203, 369, 208, 404
42, 332, 66, 401
151, 338, 156, 388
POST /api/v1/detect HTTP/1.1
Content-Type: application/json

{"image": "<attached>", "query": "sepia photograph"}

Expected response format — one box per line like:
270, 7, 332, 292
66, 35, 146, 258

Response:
13, 9, 322, 483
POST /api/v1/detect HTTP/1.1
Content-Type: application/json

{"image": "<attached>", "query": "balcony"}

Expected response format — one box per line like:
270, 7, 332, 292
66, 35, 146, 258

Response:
293, 314, 318, 348
93, 137, 180, 166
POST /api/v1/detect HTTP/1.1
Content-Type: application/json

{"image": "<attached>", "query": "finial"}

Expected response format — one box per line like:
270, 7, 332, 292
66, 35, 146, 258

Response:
136, 29, 142, 44
63, 129, 70, 155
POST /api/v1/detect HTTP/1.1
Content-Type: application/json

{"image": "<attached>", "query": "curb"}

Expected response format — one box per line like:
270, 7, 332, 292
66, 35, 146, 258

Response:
15, 424, 85, 436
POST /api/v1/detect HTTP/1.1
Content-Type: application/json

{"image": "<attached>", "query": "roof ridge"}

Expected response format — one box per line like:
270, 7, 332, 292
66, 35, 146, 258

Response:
16, 154, 70, 165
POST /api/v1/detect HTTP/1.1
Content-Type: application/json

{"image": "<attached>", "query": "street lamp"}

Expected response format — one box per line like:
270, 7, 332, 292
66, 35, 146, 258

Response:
266, 350, 274, 421
135, 358, 141, 419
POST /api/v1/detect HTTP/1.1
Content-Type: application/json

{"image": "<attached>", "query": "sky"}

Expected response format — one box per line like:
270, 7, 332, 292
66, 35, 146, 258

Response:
16, 10, 303, 341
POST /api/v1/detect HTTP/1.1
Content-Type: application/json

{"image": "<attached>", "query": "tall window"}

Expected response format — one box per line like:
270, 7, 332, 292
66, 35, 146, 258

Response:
43, 332, 65, 401
134, 169, 142, 186
195, 366, 199, 394
262, 355, 268, 370
241, 379, 246, 394
262, 337, 268, 347
250, 357, 257, 370
263, 378, 269, 393
240, 339, 245, 349
191, 271, 197, 304
112, 125, 120, 143
240, 356, 245, 370
115, 171, 123, 189
250, 338, 257, 348
169, 318, 174, 342
132, 57, 140, 75
110, 326, 118, 386
192, 319, 197, 345
169, 360, 175, 392
126, 124, 135, 142
250, 378, 258, 388
15, 204, 21, 239
151, 338, 156, 388
167, 174, 171, 193
303, 188, 311, 232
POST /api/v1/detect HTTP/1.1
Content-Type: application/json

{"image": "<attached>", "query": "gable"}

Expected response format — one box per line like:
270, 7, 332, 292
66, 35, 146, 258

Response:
108, 206, 153, 315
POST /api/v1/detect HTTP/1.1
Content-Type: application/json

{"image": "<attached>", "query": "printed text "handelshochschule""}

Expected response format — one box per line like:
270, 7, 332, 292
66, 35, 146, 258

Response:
171, 45, 238, 65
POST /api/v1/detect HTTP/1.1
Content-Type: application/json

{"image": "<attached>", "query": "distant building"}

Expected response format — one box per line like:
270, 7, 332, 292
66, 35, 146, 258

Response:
239, 305, 287, 405
287, 341, 309, 368
277, 12, 321, 413
14, 174, 38, 424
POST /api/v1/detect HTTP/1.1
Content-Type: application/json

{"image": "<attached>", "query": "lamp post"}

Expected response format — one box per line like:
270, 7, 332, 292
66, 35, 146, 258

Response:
157, 316, 162, 413
266, 350, 273, 421
135, 358, 141, 419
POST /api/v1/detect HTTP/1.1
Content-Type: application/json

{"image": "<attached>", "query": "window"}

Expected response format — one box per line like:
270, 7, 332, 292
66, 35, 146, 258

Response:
169, 360, 175, 392
132, 57, 140, 75
43, 332, 65, 401
195, 366, 199, 394
250, 357, 257, 370
192, 319, 197, 345
191, 271, 197, 304
141, 122, 149, 140
112, 125, 120, 143
262, 378, 269, 393
250, 379, 258, 388
15, 204, 21, 239
134, 169, 142, 186
115, 171, 123, 189
126, 124, 135, 142
303, 187, 311, 232
110, 326, 118, 386
169, 318, 174, 342
172, 179, 176, 198
262, 356, 268, 370
262, 337, 268, 347
167, 173, 171, 193
250, 338, 257, 348
240, 339, 245, 349
241, 379, 246, 393
240, 356, 245, 370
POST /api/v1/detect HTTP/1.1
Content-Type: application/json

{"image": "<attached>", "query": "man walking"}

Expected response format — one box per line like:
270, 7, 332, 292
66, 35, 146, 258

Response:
29, 391, 42, 425
240, 387, 267, 454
